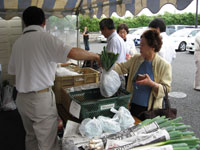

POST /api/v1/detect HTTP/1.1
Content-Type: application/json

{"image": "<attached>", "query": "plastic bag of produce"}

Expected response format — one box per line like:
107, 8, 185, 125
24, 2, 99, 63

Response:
97, 116, 121, 133
99, 46, 121, 97
62, 140, 78, 150
100, 69, 121, 97
111, 106, 135, 130
1, 83, 16, 111
79, 118, 103, 138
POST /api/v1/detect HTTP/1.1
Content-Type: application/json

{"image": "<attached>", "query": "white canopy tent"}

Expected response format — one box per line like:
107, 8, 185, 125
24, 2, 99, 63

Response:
0, 0, 194, 20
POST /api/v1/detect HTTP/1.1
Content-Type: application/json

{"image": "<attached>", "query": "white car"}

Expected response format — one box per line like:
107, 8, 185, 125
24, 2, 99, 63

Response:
170, 28, 200, 51
129, 28, 138, 34
166, 25, 193, 35
129, 27, 147, 47
186, 37, 195, 53
97, 35, 107, 43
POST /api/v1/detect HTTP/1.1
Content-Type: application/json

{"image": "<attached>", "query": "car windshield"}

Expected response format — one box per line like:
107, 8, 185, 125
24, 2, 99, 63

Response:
188, 30, 200, 37
129, 28, 137, 34
132, 28, 147, 36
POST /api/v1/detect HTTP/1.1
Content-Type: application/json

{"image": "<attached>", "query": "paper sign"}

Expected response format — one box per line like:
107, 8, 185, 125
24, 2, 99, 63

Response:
69, 100, 81, 119
63, 120, 80, 138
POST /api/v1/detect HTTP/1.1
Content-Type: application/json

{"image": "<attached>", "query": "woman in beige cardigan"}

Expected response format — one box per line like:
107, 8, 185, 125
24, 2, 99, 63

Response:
114, 29, 172, 121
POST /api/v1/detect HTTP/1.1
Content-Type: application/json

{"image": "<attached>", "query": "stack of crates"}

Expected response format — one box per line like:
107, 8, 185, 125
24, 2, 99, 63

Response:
53, 63, 100, 104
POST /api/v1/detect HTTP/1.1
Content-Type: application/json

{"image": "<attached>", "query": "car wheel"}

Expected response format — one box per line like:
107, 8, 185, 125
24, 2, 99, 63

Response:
178, 42, 186, 51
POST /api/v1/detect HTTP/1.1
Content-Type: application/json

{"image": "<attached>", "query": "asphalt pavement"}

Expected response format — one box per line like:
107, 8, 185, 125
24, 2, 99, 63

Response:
81, 42, 200, 139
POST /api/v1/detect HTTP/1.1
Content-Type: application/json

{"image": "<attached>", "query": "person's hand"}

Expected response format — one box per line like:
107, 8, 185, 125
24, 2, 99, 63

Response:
94, 53, 101, 67
136, 74, 154, 87
126, 53, 131, 60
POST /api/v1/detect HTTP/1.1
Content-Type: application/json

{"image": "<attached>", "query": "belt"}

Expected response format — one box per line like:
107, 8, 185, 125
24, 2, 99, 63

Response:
19, 87, 51, 94
37, 88, 50, 93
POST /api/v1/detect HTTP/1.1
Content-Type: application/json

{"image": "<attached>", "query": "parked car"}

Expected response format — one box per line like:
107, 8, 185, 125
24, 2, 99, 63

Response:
186, 32, 200, 53
166, 25, 194, 35
129, 27, 147, 46
186, 38, 195, 53
97, 34, 107, 43
129, 28, 138, 34
170, 28, 200, 51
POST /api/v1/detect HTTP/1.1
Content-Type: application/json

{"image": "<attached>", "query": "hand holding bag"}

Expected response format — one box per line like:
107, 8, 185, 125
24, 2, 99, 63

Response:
139, 85, 177, 120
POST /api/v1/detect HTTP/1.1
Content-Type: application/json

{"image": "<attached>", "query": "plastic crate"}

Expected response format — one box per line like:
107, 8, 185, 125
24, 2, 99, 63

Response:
53, 67, 99, 104
68, 88, 131, 120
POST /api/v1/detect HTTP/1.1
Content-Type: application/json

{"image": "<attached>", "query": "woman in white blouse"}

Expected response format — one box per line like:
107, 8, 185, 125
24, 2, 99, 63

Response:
117, 24, 138, 60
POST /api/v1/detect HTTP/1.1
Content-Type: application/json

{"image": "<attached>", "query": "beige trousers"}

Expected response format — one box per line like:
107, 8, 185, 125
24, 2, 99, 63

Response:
194, 51, 200, 90
16, 89, 60, 150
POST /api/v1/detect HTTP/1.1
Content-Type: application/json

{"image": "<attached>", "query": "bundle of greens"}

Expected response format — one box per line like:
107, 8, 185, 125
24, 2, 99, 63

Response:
100, 46, 119, 71
98, 116, 200, 150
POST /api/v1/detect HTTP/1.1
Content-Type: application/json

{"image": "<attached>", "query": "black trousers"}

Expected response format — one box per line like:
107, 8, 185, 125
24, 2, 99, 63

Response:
84, 39, 90, 50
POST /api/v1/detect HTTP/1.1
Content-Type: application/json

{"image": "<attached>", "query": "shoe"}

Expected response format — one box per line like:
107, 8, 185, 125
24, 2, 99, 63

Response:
194, 88, 200, 91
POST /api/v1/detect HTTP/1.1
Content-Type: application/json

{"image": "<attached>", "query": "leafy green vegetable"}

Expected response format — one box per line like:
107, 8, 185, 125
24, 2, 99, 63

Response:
100, 46, 119, 71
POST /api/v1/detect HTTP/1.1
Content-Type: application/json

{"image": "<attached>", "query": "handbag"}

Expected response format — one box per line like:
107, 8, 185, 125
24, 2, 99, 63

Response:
139, 85, 177, 120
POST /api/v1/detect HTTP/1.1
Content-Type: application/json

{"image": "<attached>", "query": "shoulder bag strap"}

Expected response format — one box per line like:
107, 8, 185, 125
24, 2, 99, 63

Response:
162, 85, 171, 109
150, 85, 171, 110
150, 94, 155, 111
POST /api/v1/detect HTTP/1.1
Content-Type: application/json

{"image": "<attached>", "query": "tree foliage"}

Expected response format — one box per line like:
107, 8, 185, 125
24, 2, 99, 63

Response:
79, 12, 200, 32
46, 13, 200, 32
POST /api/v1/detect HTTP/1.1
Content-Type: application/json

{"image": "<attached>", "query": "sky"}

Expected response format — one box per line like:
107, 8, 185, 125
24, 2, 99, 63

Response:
112, 0, 198, 17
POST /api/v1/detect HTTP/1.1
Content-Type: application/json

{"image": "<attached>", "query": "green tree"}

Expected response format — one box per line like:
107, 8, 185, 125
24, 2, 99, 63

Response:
48, 13, 200, 32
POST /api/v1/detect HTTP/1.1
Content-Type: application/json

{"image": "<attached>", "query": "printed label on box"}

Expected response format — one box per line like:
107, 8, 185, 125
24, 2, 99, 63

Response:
100, 103, 115, 110
69, 100, 81, 119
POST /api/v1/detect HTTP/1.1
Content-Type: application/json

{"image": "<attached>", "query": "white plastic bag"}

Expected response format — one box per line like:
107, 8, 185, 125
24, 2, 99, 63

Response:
1, 85, 16, 111
100, 69, 121, 97
56, 67, 80, 76
62, 140, 78, 150
111, 106, 135, 130
79, 118, 103, 138
97, 116, 121, 133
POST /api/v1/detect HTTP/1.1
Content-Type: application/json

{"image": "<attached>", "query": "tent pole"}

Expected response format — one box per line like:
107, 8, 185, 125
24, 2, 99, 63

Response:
76, 13, 81, 66
195, 0, 199, 28
76, 15, 79, 49
75, 0, 83, 66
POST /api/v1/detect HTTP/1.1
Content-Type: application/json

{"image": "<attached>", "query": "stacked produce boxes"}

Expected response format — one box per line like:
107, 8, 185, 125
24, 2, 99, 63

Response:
53, 63, 100, 104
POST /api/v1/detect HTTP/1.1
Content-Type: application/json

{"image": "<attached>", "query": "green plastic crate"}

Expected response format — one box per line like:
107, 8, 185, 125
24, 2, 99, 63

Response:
68, 88, 131, 120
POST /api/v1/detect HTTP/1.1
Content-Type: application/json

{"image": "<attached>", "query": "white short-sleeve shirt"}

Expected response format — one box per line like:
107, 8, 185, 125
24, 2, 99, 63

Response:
8, 25, 72, 93
125, 36, 137, 56
195, 32, 200, 51
159, 32, 176, 64
107, 32, 127, 63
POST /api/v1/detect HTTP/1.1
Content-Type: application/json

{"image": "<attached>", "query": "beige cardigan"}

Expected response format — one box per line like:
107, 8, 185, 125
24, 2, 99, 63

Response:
114, 53, 172, 110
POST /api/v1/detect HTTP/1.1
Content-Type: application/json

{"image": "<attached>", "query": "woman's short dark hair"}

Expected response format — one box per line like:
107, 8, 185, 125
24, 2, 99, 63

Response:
23, 6, 45, 27
99, 18, 115, 30
141, 29, 162, 52
117, 24, 129, 34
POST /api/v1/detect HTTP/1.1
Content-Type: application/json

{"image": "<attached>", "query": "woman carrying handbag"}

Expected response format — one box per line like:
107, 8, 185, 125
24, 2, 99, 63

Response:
114, 29, 172, 121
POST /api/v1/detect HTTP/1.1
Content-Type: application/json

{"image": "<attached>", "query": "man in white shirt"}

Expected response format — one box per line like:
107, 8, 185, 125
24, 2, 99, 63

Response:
194, 32, 200, 91
148, 18, 176, 64
99, 18, 127, 88
8, 6, 100, 150
99, 18, 127, 63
